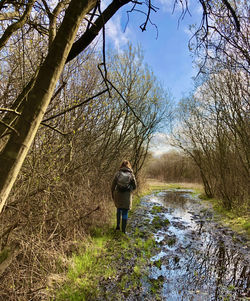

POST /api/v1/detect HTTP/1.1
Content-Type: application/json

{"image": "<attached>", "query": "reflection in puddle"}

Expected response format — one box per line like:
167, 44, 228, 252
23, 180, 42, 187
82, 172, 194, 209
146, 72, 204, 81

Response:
143, 190, 250, 301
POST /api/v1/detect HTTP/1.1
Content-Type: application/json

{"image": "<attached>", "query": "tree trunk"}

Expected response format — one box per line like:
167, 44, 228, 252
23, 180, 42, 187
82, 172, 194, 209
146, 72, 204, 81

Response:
0, 0, 97, 213
200, 170, 213, 198
0, 73, 38, 138
66, 0, 130, 63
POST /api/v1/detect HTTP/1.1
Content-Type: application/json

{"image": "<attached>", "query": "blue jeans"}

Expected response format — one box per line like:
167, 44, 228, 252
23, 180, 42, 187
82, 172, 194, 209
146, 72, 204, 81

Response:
116, 208, 129, 232
116, 208, 128, 220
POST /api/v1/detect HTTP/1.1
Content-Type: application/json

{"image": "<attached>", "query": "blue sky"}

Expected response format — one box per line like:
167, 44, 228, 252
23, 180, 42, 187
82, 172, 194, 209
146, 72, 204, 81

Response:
104, 0, 202, 102
101, 0, 203, 155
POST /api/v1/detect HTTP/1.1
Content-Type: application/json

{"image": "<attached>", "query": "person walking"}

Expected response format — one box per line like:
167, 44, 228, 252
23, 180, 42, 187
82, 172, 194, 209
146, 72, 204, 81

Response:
111, 160, 137, 234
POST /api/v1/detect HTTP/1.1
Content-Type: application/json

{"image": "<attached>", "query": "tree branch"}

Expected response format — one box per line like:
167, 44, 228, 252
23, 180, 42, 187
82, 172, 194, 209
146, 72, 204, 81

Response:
42, 88, 109, 122
106, 78, 146, 127
0, 71, 39, 138
0, 0, 35, 51
48, 206, 100, 240
221, 0, 240, 31
0, 108, 21, 115
0, 119, 19, 136
41, 122, 70, 136
66, 0, 130, 63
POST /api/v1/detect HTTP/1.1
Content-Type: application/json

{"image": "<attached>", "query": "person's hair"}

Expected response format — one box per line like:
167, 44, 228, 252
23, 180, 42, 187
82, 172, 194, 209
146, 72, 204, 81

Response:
120, 160, 132, 170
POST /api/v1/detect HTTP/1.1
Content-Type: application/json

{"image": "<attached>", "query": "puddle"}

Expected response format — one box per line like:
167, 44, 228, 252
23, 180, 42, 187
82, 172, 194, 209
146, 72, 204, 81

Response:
138, 190, 250, 300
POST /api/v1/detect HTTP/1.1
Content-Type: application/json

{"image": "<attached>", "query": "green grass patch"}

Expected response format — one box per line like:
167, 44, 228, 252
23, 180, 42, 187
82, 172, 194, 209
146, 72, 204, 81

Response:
207, 198, 250, 239
149, 184, 172, 191
149, 277, 164, 297
151, 205, 163, 214
55, 230, 115, 300
167, 237, 176, 246
55, 221, 158, 300
152, 215, 170, 230
243, 222, 250, 233
146, 180, 203, 192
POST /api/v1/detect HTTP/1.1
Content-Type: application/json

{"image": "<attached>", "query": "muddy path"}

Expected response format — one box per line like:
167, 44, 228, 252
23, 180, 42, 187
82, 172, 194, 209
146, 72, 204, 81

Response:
127, 189, 250, 301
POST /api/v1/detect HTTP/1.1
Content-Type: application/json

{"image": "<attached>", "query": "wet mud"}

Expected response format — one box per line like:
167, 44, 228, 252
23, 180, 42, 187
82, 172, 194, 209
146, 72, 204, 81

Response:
129, 190, 250, 301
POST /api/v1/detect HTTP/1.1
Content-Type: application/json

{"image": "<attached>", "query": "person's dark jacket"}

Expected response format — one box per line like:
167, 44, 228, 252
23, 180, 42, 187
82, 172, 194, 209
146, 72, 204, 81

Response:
111, 167, 136, 210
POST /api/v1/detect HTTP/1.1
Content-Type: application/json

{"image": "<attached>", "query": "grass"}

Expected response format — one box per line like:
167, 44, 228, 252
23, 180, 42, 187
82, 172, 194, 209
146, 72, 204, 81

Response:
55, 231, 157, 300
54, 205, 158, 300
151, 215, 170, 229
167, 237, 176, 246
146, 178, 203, 192
151, 205, 163, 214
55, 229, 114, 300
145, 179, 203, 198
205, 197, 250, 238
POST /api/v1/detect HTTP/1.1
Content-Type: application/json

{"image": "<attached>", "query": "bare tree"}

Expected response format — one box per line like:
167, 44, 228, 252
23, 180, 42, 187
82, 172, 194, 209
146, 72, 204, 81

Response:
190, 0, 249, 73
173, 67, 249, 209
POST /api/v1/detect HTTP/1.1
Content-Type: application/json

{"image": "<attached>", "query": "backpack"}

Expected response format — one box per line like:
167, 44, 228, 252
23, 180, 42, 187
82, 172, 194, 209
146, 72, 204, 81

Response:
116, 171, 132, 192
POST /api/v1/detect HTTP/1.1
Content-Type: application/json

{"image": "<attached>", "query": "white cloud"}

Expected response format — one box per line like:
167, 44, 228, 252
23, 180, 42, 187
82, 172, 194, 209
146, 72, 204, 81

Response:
106, 16, 131, 51
89, 13, 131, 52
100, 0, 109, 10
149, 132, 174, 157
156, 0, 179, 13
155, 0, 203, 17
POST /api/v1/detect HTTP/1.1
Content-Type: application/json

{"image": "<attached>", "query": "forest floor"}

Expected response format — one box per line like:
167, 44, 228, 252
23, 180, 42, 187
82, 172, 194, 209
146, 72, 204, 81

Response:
53, 183, 250, 301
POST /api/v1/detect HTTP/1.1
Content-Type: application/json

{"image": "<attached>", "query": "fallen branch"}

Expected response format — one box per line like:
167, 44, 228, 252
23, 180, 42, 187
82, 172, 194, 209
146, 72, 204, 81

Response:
48, 206, 100, 240
0, 222, 19, 249
0, 243, 20, 277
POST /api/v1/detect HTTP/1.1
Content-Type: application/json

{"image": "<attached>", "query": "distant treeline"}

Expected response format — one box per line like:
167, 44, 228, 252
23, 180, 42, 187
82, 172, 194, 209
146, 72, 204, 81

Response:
146, 151, 201, 183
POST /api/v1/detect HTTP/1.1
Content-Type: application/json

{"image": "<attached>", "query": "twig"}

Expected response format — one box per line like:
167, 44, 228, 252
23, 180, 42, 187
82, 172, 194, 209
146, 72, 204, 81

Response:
97, 2, 111, 98
0, 119, 19, 136
75, 205, 100, 223
42, 89, 109, 122
86, 3, 98, 31
50, 206, 100, 240
0, 0, 35, 51
125, 1, 158, 38
41, 122, 70, 136
98, 64, 111, 98
44, 81, 67, 116
221, 0, 240, 31
106, 79, 146, 127
0, 108, 21, 115
140, 0, 153, 32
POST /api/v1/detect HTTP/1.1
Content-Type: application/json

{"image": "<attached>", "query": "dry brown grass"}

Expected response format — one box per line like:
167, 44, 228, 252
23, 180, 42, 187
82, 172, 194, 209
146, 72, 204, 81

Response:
0, 170, 115, 300
146, 178, 203, 191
